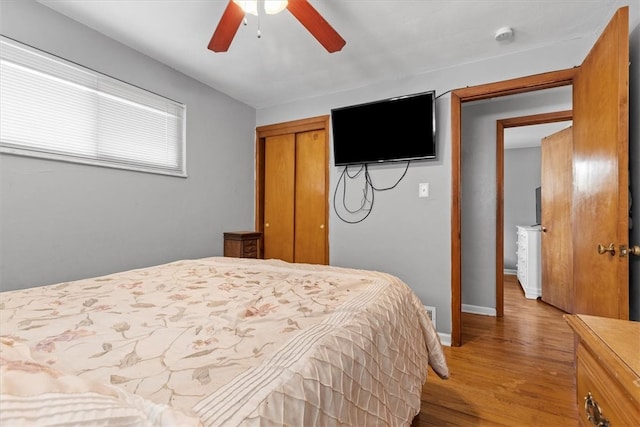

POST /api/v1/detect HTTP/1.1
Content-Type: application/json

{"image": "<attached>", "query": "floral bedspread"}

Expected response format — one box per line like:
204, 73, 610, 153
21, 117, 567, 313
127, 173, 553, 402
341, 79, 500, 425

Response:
0, 257, 448, 426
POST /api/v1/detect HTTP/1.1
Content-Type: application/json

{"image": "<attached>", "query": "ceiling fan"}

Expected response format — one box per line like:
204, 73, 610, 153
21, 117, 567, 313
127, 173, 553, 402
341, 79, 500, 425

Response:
208, 0, 346, 53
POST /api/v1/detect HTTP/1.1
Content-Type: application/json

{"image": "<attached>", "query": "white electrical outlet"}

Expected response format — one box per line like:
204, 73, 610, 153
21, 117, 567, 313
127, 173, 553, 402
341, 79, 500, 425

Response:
418, 182, 429, 198
424, 305, 436, 329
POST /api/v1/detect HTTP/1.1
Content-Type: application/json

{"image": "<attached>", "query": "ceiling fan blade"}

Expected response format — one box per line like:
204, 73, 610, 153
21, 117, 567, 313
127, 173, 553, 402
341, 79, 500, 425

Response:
286, 0, 345, 53
208, 0, 245, 52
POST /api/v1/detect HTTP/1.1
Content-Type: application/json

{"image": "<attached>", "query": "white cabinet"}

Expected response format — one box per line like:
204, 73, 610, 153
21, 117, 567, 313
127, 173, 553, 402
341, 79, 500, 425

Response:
516, 226, 541, 299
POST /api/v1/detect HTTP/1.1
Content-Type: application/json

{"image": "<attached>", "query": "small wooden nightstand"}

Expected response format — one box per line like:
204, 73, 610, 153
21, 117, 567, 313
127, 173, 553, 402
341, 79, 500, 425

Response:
223, 231, 262, 258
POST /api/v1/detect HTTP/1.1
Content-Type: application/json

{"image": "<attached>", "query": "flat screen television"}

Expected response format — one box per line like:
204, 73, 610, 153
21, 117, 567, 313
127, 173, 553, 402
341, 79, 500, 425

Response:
330, 91, 436, 166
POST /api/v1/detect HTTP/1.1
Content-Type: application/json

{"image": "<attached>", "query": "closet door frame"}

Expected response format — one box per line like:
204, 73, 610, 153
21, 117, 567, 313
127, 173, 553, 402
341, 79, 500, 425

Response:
255, 115, 330, 262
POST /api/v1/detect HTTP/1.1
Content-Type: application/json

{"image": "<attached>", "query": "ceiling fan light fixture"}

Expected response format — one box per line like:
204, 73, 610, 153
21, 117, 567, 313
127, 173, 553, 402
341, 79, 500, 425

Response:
233, 0, 258, 16
210, 0, 344, 53
233, 0, 288, 16
264, 0, 288, 15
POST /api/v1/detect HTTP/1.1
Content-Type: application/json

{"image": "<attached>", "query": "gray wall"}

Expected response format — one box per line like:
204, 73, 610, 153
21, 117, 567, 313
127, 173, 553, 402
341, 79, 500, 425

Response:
257, 39, 593, 333
630, 22, 640, 321
0, 0, 256, 291
504, 147, 542, 270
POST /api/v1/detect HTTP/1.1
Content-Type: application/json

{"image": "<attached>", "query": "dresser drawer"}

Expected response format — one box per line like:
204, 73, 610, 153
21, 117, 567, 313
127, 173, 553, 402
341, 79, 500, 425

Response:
515, 226, 541, 299
576, 343, 640, 426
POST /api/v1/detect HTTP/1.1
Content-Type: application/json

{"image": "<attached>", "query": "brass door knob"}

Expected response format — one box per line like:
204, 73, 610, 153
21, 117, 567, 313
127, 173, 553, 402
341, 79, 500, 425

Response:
620, 244, 640, 257
597, 243, 616, 256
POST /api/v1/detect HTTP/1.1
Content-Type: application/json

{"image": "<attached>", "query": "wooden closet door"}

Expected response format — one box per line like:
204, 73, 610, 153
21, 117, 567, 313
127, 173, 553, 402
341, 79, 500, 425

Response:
263, 134, 295, 262
541, 126, 573, 313
257, 115, 330, 265
294, 130, 327, 264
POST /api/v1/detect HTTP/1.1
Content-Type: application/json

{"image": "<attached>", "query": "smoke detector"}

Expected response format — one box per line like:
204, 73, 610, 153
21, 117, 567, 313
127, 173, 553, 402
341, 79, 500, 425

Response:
495, 26, 514, 42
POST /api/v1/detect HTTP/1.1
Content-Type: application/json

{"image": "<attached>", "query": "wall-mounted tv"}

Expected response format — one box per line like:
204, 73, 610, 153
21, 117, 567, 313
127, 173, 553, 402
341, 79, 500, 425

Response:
330, 90, 436, 166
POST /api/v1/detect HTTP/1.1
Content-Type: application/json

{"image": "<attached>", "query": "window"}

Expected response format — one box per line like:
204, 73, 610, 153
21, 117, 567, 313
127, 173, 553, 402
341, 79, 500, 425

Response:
0, 36, 186, 177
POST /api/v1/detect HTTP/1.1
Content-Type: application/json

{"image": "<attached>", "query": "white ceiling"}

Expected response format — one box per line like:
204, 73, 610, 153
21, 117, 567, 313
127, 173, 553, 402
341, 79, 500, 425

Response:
505, 121, 572, 150
36, 0, 638, 110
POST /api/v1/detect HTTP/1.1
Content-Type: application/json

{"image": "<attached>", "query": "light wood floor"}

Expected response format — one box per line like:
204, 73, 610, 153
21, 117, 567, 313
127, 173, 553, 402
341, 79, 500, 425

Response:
414, 274, 579, 426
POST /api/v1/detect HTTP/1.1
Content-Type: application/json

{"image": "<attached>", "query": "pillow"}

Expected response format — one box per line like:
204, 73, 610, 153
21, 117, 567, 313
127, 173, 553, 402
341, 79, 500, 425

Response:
0, 338, 203, 427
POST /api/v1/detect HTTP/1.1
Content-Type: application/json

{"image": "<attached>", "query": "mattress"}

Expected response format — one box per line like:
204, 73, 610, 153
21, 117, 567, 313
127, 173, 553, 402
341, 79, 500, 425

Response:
0, 257, 448, 426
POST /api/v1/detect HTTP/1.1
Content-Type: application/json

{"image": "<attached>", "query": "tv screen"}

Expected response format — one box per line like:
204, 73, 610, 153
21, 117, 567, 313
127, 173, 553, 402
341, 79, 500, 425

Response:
330, 91, 436, 166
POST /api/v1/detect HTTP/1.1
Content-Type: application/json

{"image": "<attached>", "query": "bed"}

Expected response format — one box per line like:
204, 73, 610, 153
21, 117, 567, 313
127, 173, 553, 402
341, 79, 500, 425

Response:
0, 257, 449, 426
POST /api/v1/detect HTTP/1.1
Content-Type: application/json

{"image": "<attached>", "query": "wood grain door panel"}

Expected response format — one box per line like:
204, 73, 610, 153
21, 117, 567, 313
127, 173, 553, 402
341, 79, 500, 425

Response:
264, 134, 295, 262
572, 6, 629, 318
541, 126, 573, 313
294, 130, 327, 264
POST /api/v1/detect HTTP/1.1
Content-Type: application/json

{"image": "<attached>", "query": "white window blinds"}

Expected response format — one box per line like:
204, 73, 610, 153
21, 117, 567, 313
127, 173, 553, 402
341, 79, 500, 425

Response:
0, 36, 186, 177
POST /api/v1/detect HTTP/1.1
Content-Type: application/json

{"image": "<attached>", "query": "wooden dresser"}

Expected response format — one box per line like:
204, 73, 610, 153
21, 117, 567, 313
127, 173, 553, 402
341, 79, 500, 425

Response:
223, 231, 262, 258
564, 314, 640, 426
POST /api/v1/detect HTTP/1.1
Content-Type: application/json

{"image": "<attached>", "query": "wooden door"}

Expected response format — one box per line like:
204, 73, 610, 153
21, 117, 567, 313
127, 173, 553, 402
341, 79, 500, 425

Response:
541, 126, 573, 312
263, 134, 295, 262
294, 130, 328, 264
259, 117, 329, 265
572, 7, 629, 318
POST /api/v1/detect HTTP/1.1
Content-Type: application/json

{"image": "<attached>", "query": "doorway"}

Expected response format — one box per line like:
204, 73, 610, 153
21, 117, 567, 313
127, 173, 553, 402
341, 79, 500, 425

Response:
450, 70, 575, 347
451, 5, 630, 347
496, 110, 573, 317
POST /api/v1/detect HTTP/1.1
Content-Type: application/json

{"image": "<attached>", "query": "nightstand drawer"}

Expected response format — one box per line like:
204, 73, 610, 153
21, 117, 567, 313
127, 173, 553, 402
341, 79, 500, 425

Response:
242, 240, 258, 257
223, 231, 262, 259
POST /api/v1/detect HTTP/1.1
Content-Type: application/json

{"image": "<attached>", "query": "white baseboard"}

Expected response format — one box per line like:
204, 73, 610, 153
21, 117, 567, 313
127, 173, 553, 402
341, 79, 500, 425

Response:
434, 306, 495, 346
462, 304, 496, 316
523, 290, 541, 299
438, 333, 451, 347
504, 269, 517, 276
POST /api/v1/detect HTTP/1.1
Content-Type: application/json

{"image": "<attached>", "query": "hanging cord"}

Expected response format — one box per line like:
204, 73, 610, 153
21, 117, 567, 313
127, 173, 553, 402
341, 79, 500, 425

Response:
334, 165, 373, 224
257, 2, 261, 38
343, 165, 369, 214
334, 161, 410, 224
364, 161, 410, 191
436, 89, 452, 100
